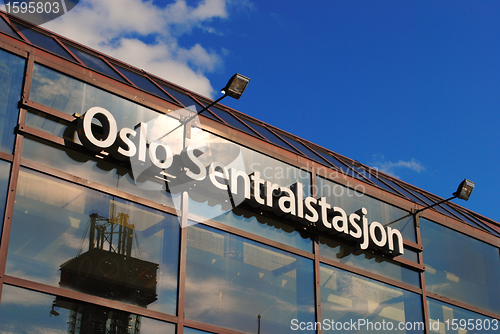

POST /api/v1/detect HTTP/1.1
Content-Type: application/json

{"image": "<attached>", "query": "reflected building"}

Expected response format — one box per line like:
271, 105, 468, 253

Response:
55, 203, 158, 334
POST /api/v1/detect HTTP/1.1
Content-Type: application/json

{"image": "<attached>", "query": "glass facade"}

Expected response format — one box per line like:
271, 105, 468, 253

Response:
0, 21, 498, 334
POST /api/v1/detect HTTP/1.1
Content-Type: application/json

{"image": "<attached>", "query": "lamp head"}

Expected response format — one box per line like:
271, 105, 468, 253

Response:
221, 73, 250, 100
453, 179, 475, 201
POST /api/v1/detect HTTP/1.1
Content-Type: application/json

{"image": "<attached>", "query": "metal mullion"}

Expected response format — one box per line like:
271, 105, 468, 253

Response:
425, 292, 500, 320
393, 256, 424, 271
103, 59, 138, 88
183, 319, 248, 334
0, 48, 32, 283
186, 94, 230, 125
222, 108, 275, 140
100, 56, 136, 86
256, 122, 305, 154
403, 239, 423, 252
19, 124, 65, 145
31, 53, 179, 116
187, 212, 314, 260
376, 179, 411, 199
420, 209, 500, 248
299, 140, 345, 171
0, 151, 13, 163
0, 12, 28, 43
415, 215, 431, 334
176, 220, 187, 334
3, 275, 178, 323
21, 156, 179, 218
22, 99, 76, 122
200, 101, 257, 132
0, 108, 27, 285
313, 236, 322, 334
319, 256, 423, 295
445, 203, 498, 235
52, 35, 84, 66
141, 70, 182, 104
0, 34, 29, 58
363, 167, 410, 198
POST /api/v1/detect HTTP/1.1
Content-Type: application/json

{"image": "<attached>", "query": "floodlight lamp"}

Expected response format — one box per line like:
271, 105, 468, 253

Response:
453, 179, 475, 201
221, 73, 250, 100
50, 305, 60, 317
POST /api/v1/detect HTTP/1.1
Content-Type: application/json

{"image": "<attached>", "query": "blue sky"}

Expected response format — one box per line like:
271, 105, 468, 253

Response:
38, 0, 500, 222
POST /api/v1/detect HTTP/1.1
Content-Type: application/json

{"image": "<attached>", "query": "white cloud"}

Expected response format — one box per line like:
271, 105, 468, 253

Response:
40, 0, 235, 97
371, 155, 425, 178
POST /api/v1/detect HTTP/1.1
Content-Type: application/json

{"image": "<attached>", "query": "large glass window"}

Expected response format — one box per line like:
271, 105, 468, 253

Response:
0, 49, 25, 154
30, 64, 178, 129
427, 298, 498, 334
319, 235, 420, 287
0, 285, 176, 334
317, 176, 416, 242
6, 168, 180, 315
184, 224, 315, 333
186, 128, 312, 251
320, 264, 424, 333
420, 218, 500, 314
22, 137, 177, 209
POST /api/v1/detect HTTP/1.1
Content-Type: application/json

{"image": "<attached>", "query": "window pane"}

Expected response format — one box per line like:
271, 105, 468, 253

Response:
320, 264, 424, 333
210, 107, 257, 136
30, 64, 177, 128
213, 207, 313, 253
316, 150, 352, 174
245, 121, 298, 152
0, 16, 19, 38
115, 66, 175, 102
0, 160, 10, 239
185, 224, 315, 333
22, 137, 177, 209
14, 24, 73, 60
317, 176, 416, 243
420, 218, 500, 314
0, 49, 25, 154
283, 135, 330, 164
0, 285, 176, 334
6, 168, 180, 314
427, 298, 498, 334
319, 235, 420, 287
159, 84, 205, 112
65, 44, 126, 83
186, 128, 312, 251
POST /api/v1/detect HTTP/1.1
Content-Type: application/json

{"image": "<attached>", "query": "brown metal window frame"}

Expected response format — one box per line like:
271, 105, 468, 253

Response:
0, 27, 498, 334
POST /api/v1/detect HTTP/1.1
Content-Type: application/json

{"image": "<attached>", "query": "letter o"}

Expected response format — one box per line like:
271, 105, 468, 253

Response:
149, 141, 173, 169
80, 107, 118, 150
369, 222, 387, 247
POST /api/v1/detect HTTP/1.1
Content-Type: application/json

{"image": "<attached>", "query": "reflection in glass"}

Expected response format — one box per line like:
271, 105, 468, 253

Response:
320, 264, 424, 333
319, 236, 420, 287
185, 128, 312, 251
0, 285, 176, 334
0, 16, 19, 38
14, 24, 74, 60
317, 176, 416, 242
6, 168, 179, 315
420, 218, 500, 314
30, 64, 180, 130
185, 224, 315, 334
184, 328, 213, 334
0, 160, 10, 238
213, 208, 313, 252
427, 298, 498, 334
0, 49, 25, 154
65, 44, 126, 83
